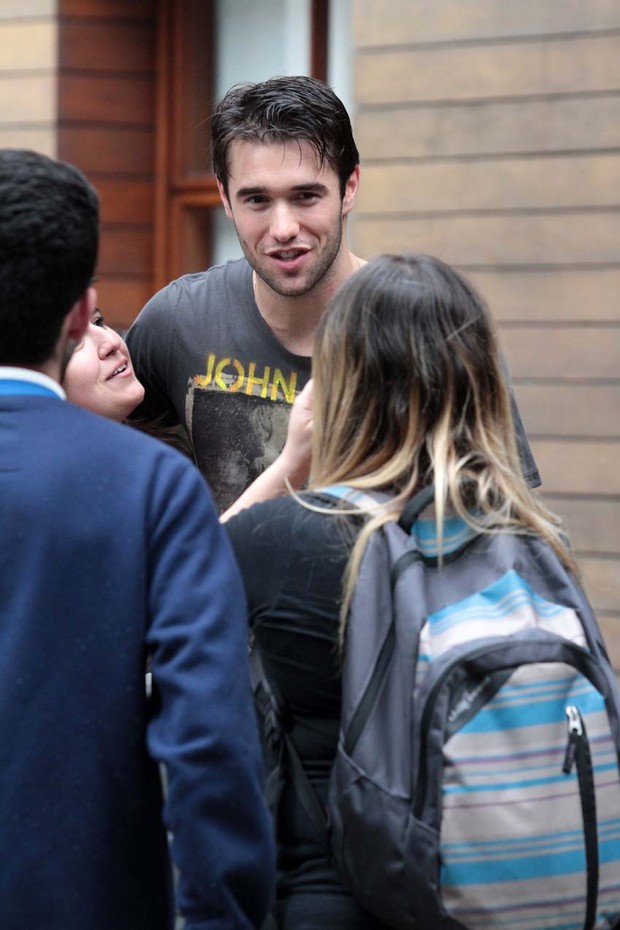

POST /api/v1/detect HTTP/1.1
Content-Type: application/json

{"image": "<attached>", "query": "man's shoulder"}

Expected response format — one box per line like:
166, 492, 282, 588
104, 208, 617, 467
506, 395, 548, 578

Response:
62, 402, 196, 471
127, 259, 252, 347
8, 400, 202, 506
153, 258, 251, 308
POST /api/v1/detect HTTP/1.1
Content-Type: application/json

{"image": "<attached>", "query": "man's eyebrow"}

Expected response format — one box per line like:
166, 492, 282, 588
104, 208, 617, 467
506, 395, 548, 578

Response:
235, 186, 267, 198
234, 182, 329, 198
291, 182, 328, 193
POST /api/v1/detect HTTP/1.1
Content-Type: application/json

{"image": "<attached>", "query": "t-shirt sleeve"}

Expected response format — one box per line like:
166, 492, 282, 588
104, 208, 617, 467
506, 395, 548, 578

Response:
225, 499, 294, 625
499, 351, 541, 488
125, 288, 180, 428
510, 391, 541, 488
226, 495, 359, 644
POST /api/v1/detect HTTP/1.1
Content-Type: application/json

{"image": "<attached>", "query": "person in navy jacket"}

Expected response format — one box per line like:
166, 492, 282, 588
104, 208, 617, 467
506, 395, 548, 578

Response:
0, 148, 275, 930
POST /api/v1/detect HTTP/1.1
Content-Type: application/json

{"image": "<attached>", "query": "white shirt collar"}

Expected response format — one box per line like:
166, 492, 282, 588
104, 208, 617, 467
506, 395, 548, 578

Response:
0, 367, 66, 400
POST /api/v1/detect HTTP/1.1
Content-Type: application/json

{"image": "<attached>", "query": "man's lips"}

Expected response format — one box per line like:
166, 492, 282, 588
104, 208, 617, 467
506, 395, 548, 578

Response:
265, 247, 311, 270
265, 247, 310, 261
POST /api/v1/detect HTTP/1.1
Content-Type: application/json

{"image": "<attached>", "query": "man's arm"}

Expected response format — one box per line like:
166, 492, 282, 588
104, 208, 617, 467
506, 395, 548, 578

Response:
145, 450, 275, 928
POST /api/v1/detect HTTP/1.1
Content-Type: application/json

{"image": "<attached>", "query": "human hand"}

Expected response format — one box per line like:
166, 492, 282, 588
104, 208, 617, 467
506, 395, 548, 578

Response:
281, 378, 313, 484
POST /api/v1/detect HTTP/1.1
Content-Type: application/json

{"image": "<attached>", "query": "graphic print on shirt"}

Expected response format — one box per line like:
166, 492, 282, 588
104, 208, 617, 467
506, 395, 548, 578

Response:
186, 351, 302, 513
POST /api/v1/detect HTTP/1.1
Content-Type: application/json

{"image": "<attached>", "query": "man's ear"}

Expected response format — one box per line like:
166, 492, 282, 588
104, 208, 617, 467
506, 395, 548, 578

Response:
342, 166, 360, 217
217, 179, 234, 220
54, 287, 96, 383
64, 286, 96, 343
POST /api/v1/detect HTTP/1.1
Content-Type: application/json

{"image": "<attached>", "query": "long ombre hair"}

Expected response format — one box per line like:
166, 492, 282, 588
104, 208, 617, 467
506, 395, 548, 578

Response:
307, 253, 575, 627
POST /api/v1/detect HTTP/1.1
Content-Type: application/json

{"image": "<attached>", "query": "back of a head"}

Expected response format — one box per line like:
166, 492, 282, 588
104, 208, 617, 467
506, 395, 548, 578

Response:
311, 252, 516, 493
0, 149, 99, 366
211, 74, 359, 197
312, 253, 576, 616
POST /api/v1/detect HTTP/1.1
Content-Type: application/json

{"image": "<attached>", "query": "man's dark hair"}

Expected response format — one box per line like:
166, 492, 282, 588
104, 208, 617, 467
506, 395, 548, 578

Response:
0, 149, 99, 365
211, 75, 360, 199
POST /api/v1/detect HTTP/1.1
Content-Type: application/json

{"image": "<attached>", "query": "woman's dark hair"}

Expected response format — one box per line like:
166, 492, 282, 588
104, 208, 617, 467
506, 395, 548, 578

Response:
211, 75, 359, 198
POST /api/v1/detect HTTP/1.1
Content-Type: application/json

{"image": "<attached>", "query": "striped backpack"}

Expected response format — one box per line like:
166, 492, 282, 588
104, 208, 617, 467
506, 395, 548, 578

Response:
318, 484, 620, 930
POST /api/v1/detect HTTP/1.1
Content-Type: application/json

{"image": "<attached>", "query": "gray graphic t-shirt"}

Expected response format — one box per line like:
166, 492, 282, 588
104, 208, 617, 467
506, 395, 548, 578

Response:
127, 260, 312, 512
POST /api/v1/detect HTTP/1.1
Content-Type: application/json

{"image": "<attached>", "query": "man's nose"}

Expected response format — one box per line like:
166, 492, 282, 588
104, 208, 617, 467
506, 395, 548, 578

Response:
269, 203, 299, 242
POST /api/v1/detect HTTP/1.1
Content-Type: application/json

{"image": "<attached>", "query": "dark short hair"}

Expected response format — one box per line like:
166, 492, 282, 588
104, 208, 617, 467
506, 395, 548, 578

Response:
0, 149, 99, 365
211, 75, 359, 198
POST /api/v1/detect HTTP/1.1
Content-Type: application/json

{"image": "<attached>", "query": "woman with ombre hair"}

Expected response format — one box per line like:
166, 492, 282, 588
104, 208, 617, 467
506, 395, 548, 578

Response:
225, 252, 572, 929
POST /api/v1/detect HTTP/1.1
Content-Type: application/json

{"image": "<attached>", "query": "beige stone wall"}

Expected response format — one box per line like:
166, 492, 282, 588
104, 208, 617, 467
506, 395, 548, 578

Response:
351, 0, 620, 664
0, 1, 58, 156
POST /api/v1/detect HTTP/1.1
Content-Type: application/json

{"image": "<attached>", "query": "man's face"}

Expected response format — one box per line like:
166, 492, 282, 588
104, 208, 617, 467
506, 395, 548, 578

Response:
219, 140, 359, 299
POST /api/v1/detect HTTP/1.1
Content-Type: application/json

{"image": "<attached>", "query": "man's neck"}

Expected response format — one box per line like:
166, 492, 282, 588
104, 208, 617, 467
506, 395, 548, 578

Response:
22, 361, 59, 381
252, 250, 365, 357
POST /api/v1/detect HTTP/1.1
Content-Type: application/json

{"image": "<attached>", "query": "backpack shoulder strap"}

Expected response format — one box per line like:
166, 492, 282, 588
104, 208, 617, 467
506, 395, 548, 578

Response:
397, 483, 436, 533
321, 483, 435, 531
317, 484, 392, 511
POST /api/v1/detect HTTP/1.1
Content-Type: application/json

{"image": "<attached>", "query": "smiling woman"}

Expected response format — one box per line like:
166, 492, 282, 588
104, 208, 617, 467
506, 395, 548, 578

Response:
63, 308, 145, 422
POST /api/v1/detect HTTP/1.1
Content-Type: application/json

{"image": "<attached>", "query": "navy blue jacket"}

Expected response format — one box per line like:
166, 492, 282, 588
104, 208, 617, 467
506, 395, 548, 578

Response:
0, 385, 275, 929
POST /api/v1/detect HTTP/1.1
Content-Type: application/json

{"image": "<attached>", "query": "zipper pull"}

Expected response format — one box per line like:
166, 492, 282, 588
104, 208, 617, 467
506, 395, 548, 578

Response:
562, 704, 583, 774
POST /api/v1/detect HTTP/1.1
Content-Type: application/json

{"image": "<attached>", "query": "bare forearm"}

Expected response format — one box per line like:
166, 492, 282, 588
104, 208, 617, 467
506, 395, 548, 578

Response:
220, 451, 307, 521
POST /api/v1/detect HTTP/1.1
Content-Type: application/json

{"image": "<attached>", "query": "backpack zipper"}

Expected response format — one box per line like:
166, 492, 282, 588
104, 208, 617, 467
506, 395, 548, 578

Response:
562, 705, 599, 930
562, 704, 583, 774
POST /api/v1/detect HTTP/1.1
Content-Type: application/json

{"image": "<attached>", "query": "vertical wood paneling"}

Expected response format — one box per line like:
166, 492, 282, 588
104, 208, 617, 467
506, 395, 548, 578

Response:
56, 0, 157, 329
352, 1, 620, 663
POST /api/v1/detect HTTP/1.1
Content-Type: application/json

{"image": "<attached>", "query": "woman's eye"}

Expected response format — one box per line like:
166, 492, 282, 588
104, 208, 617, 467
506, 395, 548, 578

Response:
92, 315, 106, 328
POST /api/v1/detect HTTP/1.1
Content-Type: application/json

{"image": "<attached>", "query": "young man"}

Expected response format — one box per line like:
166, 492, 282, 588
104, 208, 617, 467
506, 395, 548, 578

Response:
127, 76, 539, 514
0, 149, 275, 930
126, 75, 364, 513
